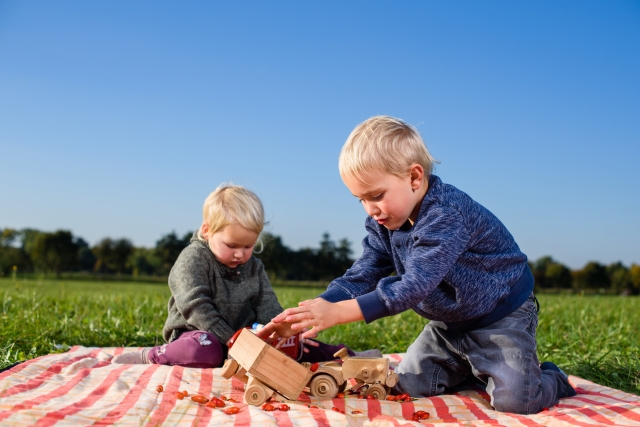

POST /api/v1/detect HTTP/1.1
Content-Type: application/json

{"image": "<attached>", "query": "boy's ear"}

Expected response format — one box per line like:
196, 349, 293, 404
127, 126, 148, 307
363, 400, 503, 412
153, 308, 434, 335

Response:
409, 164, 425, 190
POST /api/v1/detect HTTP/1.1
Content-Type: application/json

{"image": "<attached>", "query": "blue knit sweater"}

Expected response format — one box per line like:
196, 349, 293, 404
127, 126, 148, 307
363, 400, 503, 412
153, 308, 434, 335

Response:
320, 175, 533, 330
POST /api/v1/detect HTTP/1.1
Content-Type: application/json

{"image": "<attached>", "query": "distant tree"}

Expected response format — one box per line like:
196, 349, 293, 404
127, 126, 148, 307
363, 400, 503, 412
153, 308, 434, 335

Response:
20, 228, 44, 262
531, 256, 553, 288
20, 228, 45, 257
93, 238, 114, 273
607, 262, 632, 294
288, 247, 319, 281
573, 261, 609, 291
546, 262, 572, 289
0, 228, 31, 275
128, 247, 161, 277
30, 230, 79, 276
75, 237, 97, 271
531, 256, 571, 289
154, 231, 192, 276
256, 232, 355, 281
630, 264, 640, 293
0, 247, 30, 276
92, 238, 134, 275
111, 239, 134, 274
0, 228, 19, 247
256, 232, 291, 280
319, 233, 336, 257
336, 238, 353, 264
317, 233, 354, 280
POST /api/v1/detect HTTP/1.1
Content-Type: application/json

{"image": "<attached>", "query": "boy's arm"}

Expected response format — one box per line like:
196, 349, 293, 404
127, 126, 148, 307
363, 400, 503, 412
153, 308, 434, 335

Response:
259, 220, 393, 340
168, 247, 236, 344
320, 219, 395, 302
259, 298, 364, 340
354, 206, 471, 323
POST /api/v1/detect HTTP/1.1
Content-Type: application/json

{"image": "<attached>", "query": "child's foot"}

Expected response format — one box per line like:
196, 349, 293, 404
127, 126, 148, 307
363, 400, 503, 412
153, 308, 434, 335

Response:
112, 348, 151, 364
540, 361, 568, 376
354, 349, 383, 358
540, 361, 577, 398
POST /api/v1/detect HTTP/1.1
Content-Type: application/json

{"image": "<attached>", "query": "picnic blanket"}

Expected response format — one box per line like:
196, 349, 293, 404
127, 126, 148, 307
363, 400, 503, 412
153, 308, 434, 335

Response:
1, 346, 639, 426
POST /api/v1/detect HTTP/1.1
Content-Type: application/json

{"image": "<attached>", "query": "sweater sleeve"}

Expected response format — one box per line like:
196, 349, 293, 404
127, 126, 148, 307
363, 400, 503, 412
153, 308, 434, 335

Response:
358, 205, 472, 323
319, 218, 395, 303
251, 259, 284, 324
168, 246, 236, 343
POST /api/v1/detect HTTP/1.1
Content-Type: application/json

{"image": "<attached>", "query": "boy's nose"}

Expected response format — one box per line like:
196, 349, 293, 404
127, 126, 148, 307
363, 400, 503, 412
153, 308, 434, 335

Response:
365, 202, 380, 217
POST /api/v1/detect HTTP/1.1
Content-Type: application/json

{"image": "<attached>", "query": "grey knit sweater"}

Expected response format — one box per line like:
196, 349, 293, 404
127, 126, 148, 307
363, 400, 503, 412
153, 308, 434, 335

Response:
162, 233, 283, 344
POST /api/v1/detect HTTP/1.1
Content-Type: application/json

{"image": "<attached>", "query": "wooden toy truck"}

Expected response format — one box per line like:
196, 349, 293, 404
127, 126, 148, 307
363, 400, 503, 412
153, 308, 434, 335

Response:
304, 347, 399, 400
220, 328, 312, 405
221, 328, 399, 405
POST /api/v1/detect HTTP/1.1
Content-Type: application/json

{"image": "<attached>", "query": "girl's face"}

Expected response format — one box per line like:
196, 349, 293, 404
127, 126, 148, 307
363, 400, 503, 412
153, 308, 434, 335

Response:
202, 223, 259, 269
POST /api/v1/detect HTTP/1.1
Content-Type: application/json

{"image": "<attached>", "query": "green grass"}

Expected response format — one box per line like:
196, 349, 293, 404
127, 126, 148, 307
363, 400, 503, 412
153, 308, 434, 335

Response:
1, 278, 638, 395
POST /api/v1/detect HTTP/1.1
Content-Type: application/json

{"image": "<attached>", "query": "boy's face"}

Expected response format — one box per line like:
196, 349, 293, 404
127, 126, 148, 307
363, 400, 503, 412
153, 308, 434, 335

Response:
343, 166, 427, 231
202, 223, 258, 269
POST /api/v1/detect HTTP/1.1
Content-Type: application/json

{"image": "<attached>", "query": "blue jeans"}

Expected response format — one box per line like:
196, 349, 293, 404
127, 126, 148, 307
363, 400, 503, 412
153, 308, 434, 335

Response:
394, 294, 568, 414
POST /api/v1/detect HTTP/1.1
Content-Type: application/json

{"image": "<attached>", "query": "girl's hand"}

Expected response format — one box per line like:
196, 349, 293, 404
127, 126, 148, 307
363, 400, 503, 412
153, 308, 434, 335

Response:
301, 337, 320, 353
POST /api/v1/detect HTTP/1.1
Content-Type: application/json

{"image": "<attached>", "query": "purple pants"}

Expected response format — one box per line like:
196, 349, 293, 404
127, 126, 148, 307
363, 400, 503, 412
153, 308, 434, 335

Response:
147, 330, 354, 368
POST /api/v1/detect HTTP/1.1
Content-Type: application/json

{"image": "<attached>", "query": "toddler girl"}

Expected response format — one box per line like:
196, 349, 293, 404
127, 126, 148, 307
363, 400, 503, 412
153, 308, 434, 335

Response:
112, 184, 376, 367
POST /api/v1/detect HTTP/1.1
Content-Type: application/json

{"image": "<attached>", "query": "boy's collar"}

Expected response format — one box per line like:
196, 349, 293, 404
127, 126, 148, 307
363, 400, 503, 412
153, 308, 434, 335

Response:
412, 174, 439, 225
399, 220, 413, 231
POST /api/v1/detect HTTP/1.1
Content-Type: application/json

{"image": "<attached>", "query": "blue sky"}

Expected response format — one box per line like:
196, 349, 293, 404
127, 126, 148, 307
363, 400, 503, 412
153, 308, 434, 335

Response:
1, 1, 638, 269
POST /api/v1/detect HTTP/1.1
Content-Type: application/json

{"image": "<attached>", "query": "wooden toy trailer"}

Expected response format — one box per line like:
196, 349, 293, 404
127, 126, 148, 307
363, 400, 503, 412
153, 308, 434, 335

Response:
220, 328, 312, 405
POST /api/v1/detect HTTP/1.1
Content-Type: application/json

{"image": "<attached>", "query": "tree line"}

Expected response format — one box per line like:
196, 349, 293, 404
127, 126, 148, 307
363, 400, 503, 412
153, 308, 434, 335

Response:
1, 227, 639, 293
529, 256, 640, 294
0, 228, 354, 281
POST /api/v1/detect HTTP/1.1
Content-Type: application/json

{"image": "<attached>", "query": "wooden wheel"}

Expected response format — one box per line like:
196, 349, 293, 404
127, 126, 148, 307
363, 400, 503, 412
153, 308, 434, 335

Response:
244, 384, 271, 406
363, 383, 386, 400
309, 374, 339, 398
220, 359, 239, 379
385, 372, 399, 387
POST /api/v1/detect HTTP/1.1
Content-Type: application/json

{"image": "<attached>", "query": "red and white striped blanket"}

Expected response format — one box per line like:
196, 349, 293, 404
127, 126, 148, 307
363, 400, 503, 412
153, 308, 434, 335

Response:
1, 346, 639, 426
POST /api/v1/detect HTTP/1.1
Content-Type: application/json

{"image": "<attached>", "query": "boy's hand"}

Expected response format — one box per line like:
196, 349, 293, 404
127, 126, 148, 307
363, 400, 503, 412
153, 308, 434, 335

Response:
254, 321, 295, 342
272, 298, 364, 339
253, 323, 320, 352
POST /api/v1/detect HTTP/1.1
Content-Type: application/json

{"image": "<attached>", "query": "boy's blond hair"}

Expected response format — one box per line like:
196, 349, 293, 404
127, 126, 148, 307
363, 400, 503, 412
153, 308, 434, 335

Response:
339, 116, 437, 182
198, 184, 265, 239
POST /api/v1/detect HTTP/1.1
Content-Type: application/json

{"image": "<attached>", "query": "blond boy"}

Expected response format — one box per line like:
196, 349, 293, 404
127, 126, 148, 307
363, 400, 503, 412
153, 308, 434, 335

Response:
263, 116, 576, 414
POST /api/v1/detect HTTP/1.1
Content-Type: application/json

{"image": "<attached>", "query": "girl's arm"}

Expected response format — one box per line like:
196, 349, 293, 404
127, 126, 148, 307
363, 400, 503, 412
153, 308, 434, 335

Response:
251, 259, 284, 324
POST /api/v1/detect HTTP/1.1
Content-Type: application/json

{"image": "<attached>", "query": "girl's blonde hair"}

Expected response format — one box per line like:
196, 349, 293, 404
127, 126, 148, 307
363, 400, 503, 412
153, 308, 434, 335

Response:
198, 184, 265, 239
339, 115, 438, 183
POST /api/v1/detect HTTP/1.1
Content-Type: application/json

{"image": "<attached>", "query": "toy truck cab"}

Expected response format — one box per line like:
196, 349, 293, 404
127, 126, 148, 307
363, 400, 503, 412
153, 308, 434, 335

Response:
304, 347, 399, 400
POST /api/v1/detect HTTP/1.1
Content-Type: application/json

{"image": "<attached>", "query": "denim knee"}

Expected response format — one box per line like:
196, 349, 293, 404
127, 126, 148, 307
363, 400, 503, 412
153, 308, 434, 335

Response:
491, 396, 533, 414
487, 377, 536, 415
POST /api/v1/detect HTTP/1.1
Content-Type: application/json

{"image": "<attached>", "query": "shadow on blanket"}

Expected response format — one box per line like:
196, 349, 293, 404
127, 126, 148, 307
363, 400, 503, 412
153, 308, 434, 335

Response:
0, 346, 638, 426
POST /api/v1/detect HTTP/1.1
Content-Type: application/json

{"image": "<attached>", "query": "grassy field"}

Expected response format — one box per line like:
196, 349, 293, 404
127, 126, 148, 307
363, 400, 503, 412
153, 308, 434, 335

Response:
1, 277, 638, 395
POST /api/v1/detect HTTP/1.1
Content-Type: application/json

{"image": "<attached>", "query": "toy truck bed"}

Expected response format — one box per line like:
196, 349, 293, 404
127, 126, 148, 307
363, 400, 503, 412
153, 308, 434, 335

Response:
228, 328, 312, 400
